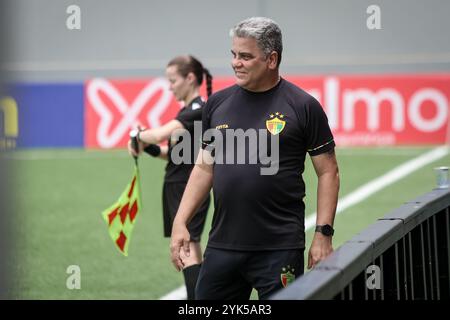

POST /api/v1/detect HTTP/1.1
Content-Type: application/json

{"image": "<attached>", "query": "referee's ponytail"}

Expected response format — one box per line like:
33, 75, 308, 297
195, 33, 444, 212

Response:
203, 68, 213, 98
167, 55, 213, 98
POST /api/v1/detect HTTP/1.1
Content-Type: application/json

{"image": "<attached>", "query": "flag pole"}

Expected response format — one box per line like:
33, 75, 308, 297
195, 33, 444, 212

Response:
130, 129, 140, 166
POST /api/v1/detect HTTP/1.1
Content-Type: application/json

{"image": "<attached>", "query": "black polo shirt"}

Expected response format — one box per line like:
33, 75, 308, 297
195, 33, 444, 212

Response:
201, 78, 335, 250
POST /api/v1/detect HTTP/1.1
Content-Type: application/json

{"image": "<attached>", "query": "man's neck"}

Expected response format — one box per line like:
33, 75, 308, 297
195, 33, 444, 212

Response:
244, 72, 280, 92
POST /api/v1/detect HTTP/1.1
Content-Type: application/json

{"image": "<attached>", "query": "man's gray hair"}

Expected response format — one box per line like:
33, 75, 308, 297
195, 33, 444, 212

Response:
230, 17, 283, 67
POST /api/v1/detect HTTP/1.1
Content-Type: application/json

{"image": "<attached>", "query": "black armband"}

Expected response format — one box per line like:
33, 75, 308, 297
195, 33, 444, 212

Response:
144, 144, 161, 157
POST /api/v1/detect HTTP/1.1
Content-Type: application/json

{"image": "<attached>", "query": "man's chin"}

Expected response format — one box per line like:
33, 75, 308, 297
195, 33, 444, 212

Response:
235, 77, 247, 87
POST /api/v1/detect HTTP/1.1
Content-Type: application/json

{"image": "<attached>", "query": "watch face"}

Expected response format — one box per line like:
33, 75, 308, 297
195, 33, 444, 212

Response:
315, 224, 334, 236
322, 225, 333, 236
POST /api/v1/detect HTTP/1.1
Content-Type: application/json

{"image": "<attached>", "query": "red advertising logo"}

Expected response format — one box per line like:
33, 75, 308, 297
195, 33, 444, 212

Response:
85, 78, 180, 148
85, 75, 450, 148
286, 75, 450, 146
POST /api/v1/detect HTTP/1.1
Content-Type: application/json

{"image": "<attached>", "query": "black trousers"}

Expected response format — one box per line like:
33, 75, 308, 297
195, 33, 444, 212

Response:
196, 247, 305, 300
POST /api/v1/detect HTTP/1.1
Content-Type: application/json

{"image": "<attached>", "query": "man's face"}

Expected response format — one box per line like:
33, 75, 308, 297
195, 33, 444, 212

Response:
231, 36, 271, 91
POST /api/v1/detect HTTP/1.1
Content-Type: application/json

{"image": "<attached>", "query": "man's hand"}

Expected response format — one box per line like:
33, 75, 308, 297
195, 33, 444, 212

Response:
169, 150, 214, 271
307, 233, 333, 269
170, 221, 191, 271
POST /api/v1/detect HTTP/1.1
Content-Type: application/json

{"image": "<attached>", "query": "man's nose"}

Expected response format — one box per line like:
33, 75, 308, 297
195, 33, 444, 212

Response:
232, 57, 242, 69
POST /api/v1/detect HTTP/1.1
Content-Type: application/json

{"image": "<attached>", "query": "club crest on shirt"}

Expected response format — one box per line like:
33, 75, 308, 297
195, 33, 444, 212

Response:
280, 265, 295, 288
266, 112, 285, 135
191, 102, 201, 110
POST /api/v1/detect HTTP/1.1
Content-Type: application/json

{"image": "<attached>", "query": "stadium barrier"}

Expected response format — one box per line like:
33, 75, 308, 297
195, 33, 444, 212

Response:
270, 187, 450, 300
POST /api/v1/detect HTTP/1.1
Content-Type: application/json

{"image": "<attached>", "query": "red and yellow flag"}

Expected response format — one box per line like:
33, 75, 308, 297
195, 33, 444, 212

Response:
101, 165, 142, 256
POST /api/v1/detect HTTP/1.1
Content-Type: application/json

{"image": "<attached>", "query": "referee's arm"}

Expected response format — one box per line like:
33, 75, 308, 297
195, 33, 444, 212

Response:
128, 120, 184, 157
170, 149, 214, 271
308, 148, 340, 269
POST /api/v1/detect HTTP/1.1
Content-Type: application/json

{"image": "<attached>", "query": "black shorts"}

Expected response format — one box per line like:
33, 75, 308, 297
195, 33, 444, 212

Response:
195, 247, 305, 300
162, 182, 210, 242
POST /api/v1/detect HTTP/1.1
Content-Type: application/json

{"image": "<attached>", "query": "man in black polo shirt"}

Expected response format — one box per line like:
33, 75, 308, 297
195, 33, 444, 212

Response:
170, 17, 340, 300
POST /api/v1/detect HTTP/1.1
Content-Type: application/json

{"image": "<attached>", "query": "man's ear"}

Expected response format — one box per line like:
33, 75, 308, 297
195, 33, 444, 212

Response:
267, 51, 279, 70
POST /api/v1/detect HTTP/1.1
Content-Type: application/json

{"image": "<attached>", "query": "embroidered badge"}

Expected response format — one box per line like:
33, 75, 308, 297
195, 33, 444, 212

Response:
280, 265, 295, 288
266, 112, 285, 135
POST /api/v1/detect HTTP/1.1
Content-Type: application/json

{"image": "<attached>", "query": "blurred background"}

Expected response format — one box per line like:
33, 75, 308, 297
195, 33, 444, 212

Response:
0, 0, 449, 299
3, 0, 450, 81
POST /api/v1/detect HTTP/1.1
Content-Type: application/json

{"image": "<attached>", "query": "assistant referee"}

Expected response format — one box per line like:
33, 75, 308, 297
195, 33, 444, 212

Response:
129, 55, 212, 300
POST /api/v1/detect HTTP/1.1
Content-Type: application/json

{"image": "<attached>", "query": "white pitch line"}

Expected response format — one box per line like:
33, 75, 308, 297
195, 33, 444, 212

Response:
304, 145, 449, 230
159, 285, 188, 301
161, 145, 449, 300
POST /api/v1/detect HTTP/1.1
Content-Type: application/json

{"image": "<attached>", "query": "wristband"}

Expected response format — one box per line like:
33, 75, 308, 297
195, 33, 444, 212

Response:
144, 144, 161, 157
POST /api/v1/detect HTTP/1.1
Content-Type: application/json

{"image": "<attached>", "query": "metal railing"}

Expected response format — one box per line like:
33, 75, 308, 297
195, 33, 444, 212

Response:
270, 188, 450, 300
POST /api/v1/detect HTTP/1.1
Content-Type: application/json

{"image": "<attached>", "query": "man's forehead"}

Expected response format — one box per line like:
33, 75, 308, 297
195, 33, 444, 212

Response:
232, 37, 261, 52
232, 36, 257, 44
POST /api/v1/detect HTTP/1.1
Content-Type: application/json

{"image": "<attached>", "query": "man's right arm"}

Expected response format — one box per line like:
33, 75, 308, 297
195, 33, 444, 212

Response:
170, 149, 214, 271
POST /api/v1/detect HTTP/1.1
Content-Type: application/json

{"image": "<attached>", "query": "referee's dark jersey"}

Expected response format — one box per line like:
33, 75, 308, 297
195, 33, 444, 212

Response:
201, 78, 335, 251
164, 96, 204, 182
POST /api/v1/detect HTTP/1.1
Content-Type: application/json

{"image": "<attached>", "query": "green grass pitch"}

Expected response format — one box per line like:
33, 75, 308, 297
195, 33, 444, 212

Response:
7, 146, 449, 299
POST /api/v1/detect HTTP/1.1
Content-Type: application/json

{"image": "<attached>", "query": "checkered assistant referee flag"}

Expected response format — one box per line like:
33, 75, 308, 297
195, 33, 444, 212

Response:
101, 164, 142, 256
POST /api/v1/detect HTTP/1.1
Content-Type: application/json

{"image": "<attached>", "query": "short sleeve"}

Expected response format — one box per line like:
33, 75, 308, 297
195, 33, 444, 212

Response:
201, 100, 213, 150
176, 107, 202, 132
305, 98, 335, 156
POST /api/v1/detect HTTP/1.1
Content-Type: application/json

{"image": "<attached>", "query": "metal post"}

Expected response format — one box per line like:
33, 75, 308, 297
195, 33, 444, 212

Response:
373, 259, 377, 301
426, 219, 435, 299
365, 267, 368, 300
420, 224, 428, 300
349, 282, 353, 300
403, 237, 408, 300
446, 208, 450, 296
395, 243, 401, 300
408, 232, 415, 300
432, 215, 440, 299
380, 254, 385, 300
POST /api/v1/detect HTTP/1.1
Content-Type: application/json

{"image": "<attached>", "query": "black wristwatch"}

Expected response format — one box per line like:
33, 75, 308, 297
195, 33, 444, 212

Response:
315, 224, 334, 237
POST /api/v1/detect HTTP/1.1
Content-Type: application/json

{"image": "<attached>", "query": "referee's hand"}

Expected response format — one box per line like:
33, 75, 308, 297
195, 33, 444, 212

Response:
170, 221, 191, 271
127, 138, 144, 157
